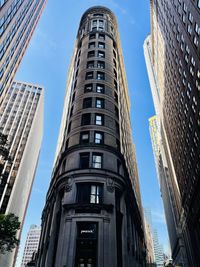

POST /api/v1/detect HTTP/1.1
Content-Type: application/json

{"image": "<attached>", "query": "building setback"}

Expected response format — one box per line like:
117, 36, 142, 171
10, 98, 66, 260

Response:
36, 6, 146, 267
145, 0, 200, 266
21, 225, 41, 267
0, 81, 43, 267
0, 0, 47, 103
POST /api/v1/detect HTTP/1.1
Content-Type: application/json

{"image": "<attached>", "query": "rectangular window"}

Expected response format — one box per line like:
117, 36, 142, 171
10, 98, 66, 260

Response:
77, 183, 103, 204
92, 153, 102, 168
96, 98, 104, 108
99, 33, 105, 40
83, 98, 92, 108
80, 153, 90, 169
87, 61, 95, 68
88, 51, 95, 58
92, 20, 97, 26
85, 72, 94, 80
81, 114, 91, 125
89, 33, 96, 39
94, 131, 103, 144
96, 84, 105, 93
95, 114, 104, 125
80, 131, 89, 144
84, 84, 93, 93
88, 42, 95, 49
98, 51, 105, 58
97, 72, 105, 80
98, 42, 105, 49
90, 185, 102, 203
97, 61, 105, 69
93, 13, 104, 17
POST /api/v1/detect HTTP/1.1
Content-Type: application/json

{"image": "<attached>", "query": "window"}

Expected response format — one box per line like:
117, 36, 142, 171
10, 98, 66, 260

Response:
87, 61, 94, 68
98, 51, 105, 58
80, 153, 90, 169
80, 131, 89, 144
92, 153, 102, 168
97, 61, 105, 69
113, 59, 117, 68
113, 50, 116, 58
89, 33, 95, 39
99, 20, 104, 26
97, 72, 105, 80
198, 0, 200, 8
98, 42, 105, 49
92, 20, 97, 26
116, 139, 120, 150
90, 185, 102, 203
95, 114, 104, 125
83, 98, 92, 108
114, 80, 118, 90
116, 121, 120, 134
88, 42, 95, 49
67, 122, 71, 134
115, 106, 119, 118
93, 13, 103, 17
84, 84, 93, 93
72, 92, 76, 102
94, 131, 103, 144
96, 84, 105, 93
114, 69, 117, 79
96, 98, 104, 108
85, 72, 94, 80
76, 183, 103, 204
81, 114, 91, 125
88, 51, 95, 58
194, 36, 199, 47
195, 23, 200, 35
114, 92, 118, 102
99, 33, 105, 40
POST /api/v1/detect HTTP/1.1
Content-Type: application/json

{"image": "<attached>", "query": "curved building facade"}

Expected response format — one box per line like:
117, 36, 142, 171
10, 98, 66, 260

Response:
37, 6, 146, 267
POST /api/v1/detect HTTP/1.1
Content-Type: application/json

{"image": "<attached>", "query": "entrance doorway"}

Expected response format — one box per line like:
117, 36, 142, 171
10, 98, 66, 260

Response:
76, 222, 97, 267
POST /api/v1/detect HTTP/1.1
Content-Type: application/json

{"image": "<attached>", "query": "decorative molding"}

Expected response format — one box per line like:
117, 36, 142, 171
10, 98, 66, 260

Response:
106, 177, 115, 192
65, 176, 73, 192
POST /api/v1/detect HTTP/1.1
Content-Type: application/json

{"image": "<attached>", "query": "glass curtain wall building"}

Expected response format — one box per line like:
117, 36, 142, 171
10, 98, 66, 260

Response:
37, 6, 146, 267
0, 81, 43, 267
0, 0, 47, 103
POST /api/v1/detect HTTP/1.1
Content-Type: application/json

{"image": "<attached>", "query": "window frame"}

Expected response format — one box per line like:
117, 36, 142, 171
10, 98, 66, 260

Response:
95, 113, 104, 125
92, 153, 103, 169
94, 131, 104, 144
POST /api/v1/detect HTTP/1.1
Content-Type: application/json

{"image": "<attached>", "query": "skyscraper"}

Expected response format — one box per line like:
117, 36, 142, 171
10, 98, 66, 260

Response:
144, 208, 164, 267
0, 0, 47, 102
37, 6, 146, 267
0, 81, 43, 267
21, 225, 41, 267
144, 0, 200, 266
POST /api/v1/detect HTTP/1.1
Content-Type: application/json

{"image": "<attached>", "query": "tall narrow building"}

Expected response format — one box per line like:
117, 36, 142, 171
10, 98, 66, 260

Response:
144, 0, 200, 266
0, 81, 44, 267
37, 6, 146, 267
0, 0, 47, 102
21, 225, 41, 267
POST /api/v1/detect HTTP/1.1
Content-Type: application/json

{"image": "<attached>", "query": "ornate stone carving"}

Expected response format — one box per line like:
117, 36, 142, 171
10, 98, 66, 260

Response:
106, 177, 115, 193
65, 176, 73, 192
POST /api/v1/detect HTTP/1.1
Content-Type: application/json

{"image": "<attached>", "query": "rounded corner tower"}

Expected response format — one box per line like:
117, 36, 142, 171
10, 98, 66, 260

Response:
37, 6, 146, 267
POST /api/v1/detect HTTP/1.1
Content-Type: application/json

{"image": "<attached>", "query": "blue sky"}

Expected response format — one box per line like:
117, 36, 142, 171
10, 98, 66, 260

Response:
15, 0, 169, 265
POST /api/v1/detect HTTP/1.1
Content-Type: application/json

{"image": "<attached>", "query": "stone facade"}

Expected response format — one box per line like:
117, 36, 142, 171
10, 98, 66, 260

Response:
36, 6, 146, 267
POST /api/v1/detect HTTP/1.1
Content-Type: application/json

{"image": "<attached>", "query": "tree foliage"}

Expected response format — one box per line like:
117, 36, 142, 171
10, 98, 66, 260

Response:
0, 213, 20, 254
